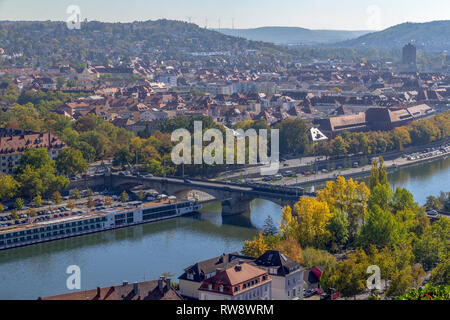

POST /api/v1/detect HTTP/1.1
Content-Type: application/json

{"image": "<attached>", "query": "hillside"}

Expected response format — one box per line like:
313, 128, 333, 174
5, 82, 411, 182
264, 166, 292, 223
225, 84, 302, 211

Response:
335, 20, 450, 52
216, 27, 371, 45
0, 20, 296, 66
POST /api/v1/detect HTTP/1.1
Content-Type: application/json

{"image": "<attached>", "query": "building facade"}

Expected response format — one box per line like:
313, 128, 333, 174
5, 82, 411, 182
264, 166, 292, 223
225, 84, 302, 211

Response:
198, 263, 272, 301
0, 129, 65, 174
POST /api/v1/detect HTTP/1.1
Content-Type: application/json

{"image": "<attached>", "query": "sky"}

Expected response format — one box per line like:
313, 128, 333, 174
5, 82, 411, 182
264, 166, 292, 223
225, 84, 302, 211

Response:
0, 0, 449, 31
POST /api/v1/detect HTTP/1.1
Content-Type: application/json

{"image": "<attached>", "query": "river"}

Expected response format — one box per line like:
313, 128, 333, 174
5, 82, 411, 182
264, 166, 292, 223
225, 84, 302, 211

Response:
1, 156, 449, 299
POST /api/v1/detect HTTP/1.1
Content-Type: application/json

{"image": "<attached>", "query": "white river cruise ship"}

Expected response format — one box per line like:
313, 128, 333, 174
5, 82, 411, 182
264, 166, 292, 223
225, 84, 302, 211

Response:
0, 199, 202, 251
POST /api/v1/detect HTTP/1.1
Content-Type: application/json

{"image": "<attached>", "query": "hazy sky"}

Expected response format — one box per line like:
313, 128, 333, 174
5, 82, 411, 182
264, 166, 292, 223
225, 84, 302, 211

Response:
0, 0, 449, 30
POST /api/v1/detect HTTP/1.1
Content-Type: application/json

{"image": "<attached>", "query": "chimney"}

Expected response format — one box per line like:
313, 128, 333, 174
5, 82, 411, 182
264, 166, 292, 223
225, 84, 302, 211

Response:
96, 287, 101, 298
122, 280, 128, 286
235, 265, 242, 272
165, 278, 172, 290
158, 276, 164, 293
133, 282, 139, 296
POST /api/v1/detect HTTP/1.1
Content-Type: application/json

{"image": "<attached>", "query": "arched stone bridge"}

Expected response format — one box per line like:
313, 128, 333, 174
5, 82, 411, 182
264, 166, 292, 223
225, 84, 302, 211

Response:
69, 174, 314, 215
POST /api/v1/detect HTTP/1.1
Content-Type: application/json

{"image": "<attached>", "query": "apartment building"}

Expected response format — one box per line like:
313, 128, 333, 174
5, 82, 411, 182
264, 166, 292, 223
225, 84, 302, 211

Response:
0, 129, 65, 174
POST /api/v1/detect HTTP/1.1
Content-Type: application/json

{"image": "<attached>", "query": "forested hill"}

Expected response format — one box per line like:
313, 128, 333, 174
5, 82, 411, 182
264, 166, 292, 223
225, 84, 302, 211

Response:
217, 27, 371, 45
334, 20, 450, 52
0, 19, 296, 65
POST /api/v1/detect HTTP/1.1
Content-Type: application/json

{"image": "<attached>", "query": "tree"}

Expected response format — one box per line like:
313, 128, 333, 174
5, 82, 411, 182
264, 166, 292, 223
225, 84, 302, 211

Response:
431, 259, 450, 286
16, 148, 53, 173
369, 157, 388, 190
321, 249, 369, 299
121, 191, 129, 203
52, 191, 62, 204
302, 247, 336, 269
280, 199, 332, 248
33, 194, 42, 207
397, 283, 450, 300
67, 200, 75, 211
86, 188, 93, 197
137, 190, 145, 201
0, 175, 20, 200
105, 196, 112, 207
358, 205, 404, 249
241, 233, 269, 258
385, 268, 414, 298
263, 216, 278, 236
274, 237, 304, 264
0, 203, 4, 214
87, 197, 95, 210
276, 118, 310, 155
330, 136, 348, 157
15, 198, 24, 210
425, 196, 442, 211
72, 189, 81, 200
11, 210, 19, 220
56, 147, 88, 176
317, 177, 370, 239
327, 209, 349, 251
28, 208, 37, 217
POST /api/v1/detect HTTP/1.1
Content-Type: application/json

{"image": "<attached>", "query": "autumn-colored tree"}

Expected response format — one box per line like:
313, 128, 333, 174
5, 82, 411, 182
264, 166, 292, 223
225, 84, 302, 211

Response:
274, 237, 304, 264
87, 197, 95, 210
52, 191, 62, 204
137, 190, 145, 201
105, 196, 112, 207
282, 199, 333, 248
67, 200, 75, 211
317, 176, 370, 239
241, 233, 269, 258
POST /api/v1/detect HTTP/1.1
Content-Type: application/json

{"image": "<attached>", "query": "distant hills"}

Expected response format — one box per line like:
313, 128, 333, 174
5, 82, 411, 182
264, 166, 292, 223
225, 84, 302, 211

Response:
334, 20, 450, 52
0, 20, 296, 65
216, 27, 371, 45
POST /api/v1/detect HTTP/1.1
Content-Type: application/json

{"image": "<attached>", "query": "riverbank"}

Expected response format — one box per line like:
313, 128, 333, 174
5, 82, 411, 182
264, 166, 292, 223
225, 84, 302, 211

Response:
253, 140, 450, 188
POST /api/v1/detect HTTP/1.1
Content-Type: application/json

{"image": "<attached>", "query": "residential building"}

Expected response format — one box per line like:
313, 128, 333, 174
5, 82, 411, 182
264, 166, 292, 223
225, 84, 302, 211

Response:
198, 263, 272, 301
0, 129, 65, 174
252, 250, 304, 300
39, 277, 182, 300
178, 253, 254, 299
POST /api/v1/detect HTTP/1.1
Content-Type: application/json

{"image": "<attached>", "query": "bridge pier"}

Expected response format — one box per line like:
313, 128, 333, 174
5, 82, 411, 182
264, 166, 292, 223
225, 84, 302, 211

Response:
221, 198, 251, 216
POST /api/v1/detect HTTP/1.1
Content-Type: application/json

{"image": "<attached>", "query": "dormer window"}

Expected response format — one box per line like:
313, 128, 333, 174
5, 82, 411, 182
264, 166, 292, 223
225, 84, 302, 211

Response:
208, 284, 213, 290
219, 285, 224, 293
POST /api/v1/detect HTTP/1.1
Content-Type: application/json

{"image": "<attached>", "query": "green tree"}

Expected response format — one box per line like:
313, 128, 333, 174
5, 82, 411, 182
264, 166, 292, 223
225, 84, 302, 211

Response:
56, 147, 88, 176
121, 191, 129, 203
369, 157, 388, 190
15, 198, 24, 210
52, 191, 62, 204
321, 249, 369, 299
327, 209, 349, 251
431, 259, 450, 286
33, 194, 43, 207
72, 189, 81, 200
263, 216, 278, 236
0, 175, 20, 200
358, 205, 405, 249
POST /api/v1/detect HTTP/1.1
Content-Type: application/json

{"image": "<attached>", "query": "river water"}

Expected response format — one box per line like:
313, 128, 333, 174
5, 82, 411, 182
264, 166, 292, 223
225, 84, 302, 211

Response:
1, 157, 449, 299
